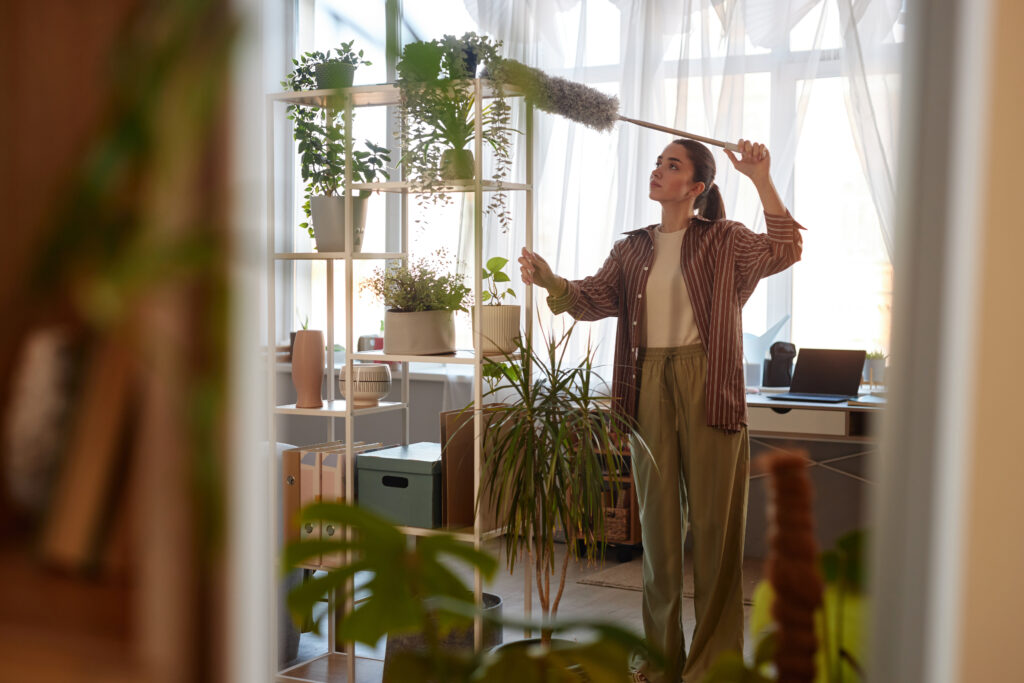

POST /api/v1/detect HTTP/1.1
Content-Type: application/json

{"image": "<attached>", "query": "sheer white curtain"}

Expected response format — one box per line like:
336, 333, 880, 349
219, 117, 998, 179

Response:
462, 0, 902, 369
837, 0, 903, 261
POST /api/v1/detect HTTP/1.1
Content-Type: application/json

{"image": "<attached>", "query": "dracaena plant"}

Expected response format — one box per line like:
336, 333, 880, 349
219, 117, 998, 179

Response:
467, 320, 646, 645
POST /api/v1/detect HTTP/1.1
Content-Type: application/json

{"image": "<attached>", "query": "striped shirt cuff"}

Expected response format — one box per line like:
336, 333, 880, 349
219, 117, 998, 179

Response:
546, 279, 577, 314
764, 210, 806, 243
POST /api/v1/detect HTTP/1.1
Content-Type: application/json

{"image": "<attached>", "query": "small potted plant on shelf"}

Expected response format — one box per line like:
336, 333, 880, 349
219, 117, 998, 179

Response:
282, 42, 392, 252
395, 32, 516, 231
474, 321, 645, 646
474, 255, 520, 355
862, 350, 886, 386
363, 249, 471, 355
309, 40, 371, 90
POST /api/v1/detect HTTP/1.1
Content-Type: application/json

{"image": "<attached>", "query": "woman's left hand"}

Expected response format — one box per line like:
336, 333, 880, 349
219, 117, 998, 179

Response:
725, 139, 771, 185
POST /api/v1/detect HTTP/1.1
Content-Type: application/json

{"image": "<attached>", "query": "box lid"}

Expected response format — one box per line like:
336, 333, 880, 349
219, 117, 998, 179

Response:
356, 442, 442, 474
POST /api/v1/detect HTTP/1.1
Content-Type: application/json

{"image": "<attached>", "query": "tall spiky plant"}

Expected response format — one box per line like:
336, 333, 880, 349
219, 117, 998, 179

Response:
473, 320, 645, 645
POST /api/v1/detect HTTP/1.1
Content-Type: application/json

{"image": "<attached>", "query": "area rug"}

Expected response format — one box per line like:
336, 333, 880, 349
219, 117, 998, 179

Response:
577, 557, 764, 606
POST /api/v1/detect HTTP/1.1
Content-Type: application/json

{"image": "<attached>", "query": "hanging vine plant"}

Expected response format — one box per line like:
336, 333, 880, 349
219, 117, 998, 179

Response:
395, 33, 517, 232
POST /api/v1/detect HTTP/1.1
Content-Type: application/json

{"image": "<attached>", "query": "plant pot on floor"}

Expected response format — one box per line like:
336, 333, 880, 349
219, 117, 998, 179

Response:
440, 149, 474, 180
473, 304, 521, 355
384, 310, 456, 355
291, 329, 325, 408
310, 195, 368, 252
381, 592, 503, 683
314, 60, 356, 89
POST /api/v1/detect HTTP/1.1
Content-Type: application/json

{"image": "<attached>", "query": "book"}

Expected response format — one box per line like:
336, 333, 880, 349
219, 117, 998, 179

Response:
847, 394, 886, 407
37, 336, 136, 572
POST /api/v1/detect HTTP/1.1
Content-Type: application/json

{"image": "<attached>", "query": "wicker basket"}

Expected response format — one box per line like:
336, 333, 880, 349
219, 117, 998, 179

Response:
603, 507, 630, 543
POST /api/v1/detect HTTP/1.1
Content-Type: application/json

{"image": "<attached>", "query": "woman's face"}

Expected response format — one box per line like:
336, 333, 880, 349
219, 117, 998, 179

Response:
649, 143, 704, 204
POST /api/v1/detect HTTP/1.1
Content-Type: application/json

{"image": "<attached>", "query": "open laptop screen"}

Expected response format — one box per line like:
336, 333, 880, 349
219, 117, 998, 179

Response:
789, 348, 866, 396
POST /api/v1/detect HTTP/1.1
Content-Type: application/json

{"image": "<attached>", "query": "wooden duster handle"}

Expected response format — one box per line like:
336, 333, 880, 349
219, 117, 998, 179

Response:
618, 115, 741, 152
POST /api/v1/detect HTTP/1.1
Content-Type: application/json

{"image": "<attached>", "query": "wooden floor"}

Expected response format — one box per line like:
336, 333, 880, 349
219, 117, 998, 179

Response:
280, 540, 760, 682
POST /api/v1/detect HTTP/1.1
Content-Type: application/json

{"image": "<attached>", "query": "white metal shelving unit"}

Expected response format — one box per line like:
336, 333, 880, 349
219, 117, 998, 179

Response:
267, 80, 533, 683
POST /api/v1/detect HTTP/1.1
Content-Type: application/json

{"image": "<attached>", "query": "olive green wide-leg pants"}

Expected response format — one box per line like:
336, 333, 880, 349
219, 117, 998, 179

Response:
631, 344, 749, 683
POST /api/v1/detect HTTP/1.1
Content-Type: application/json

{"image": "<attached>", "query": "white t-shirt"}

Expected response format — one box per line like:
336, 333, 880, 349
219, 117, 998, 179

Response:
645, 226, 701, 348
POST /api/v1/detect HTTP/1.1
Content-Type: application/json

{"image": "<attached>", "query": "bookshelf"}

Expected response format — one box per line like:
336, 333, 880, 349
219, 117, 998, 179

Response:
266, 79, 534, 682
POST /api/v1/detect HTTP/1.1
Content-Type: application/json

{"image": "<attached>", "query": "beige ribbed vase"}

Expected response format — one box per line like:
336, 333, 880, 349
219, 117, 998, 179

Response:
291, 330, 325, 408
474, 305, 521, 355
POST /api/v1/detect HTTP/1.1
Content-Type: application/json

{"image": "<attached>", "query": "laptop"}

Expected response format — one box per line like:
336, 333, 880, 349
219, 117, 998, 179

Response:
766, 348, 866, 403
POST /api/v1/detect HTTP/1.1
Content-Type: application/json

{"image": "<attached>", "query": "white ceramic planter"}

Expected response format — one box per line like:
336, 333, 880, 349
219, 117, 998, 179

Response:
338, 363, 392, 408
473, 305, 521, 355
310, 195, 368, 252
383, 310, 456, 355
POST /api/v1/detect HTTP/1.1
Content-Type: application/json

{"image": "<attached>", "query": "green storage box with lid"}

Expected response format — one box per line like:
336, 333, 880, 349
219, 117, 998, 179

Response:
356, 442, 442, 528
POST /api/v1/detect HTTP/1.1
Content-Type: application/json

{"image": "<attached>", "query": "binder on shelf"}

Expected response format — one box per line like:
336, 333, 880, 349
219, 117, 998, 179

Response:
282, 440, 383, 569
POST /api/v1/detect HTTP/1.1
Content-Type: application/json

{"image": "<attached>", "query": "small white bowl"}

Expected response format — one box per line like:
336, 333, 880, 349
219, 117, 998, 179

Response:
338, 363, 392, 408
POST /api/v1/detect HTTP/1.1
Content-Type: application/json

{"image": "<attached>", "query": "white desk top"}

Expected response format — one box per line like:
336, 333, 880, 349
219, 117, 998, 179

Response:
746, 393, 885, 412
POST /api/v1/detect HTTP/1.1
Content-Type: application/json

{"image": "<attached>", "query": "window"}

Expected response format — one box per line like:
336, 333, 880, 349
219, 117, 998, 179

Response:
280, 1, 901, 360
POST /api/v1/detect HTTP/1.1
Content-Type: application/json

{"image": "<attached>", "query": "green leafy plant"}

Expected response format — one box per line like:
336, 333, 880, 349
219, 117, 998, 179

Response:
481, 360, 520, 391
466, 321, 645, 645
284, 501, 662, 681
481, 256, 516, 305
395, 33, 517, 231
363, 250, 471, 312
282, 43, 391, 239
865, 350, 886, 360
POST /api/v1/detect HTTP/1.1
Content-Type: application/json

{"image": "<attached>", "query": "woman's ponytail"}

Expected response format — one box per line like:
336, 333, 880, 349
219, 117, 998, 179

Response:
675, 138, 727, 221
697, 182, 726, 221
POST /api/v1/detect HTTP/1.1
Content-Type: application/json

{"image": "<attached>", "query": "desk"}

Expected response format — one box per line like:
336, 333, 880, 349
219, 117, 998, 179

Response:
743, 394, 882, 558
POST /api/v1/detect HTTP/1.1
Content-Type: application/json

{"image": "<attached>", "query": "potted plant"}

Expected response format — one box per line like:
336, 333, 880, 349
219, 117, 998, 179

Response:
311, 40, 371, 90
474, 255, 520, 355
395, 33, 516, 231
474, 321, 645, 646
862, 350, 886, 386
363, 250, 471, 355
282, 42, 391, 252
284, 502, 659, 680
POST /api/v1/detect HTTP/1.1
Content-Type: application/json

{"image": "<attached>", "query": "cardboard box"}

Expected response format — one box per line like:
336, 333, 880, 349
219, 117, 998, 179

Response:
356, 443, 443, 529
439, 407, 507, 534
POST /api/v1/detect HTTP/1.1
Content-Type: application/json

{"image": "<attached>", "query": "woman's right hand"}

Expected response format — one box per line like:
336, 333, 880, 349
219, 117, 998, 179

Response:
518, 247, 560, 291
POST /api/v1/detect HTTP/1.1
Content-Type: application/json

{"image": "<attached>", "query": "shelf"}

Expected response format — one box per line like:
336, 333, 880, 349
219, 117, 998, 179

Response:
274, 400, 405, 417
350, 349, 519, 365
395, 525, 504, 543
278, 652, 383, 683
269, 79, 526, 109
275, 252, 405, 261
350, 180, 531, 193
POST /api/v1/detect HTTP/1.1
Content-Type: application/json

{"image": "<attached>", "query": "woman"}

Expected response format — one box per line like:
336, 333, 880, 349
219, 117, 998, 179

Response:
519, 138, 804, 683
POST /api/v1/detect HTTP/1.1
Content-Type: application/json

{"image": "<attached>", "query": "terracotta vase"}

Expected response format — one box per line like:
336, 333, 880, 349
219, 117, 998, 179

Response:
291, 330, 325, 408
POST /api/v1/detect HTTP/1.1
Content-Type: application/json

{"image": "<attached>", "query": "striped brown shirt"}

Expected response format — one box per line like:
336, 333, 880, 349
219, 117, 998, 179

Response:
547, 211, 805, 432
